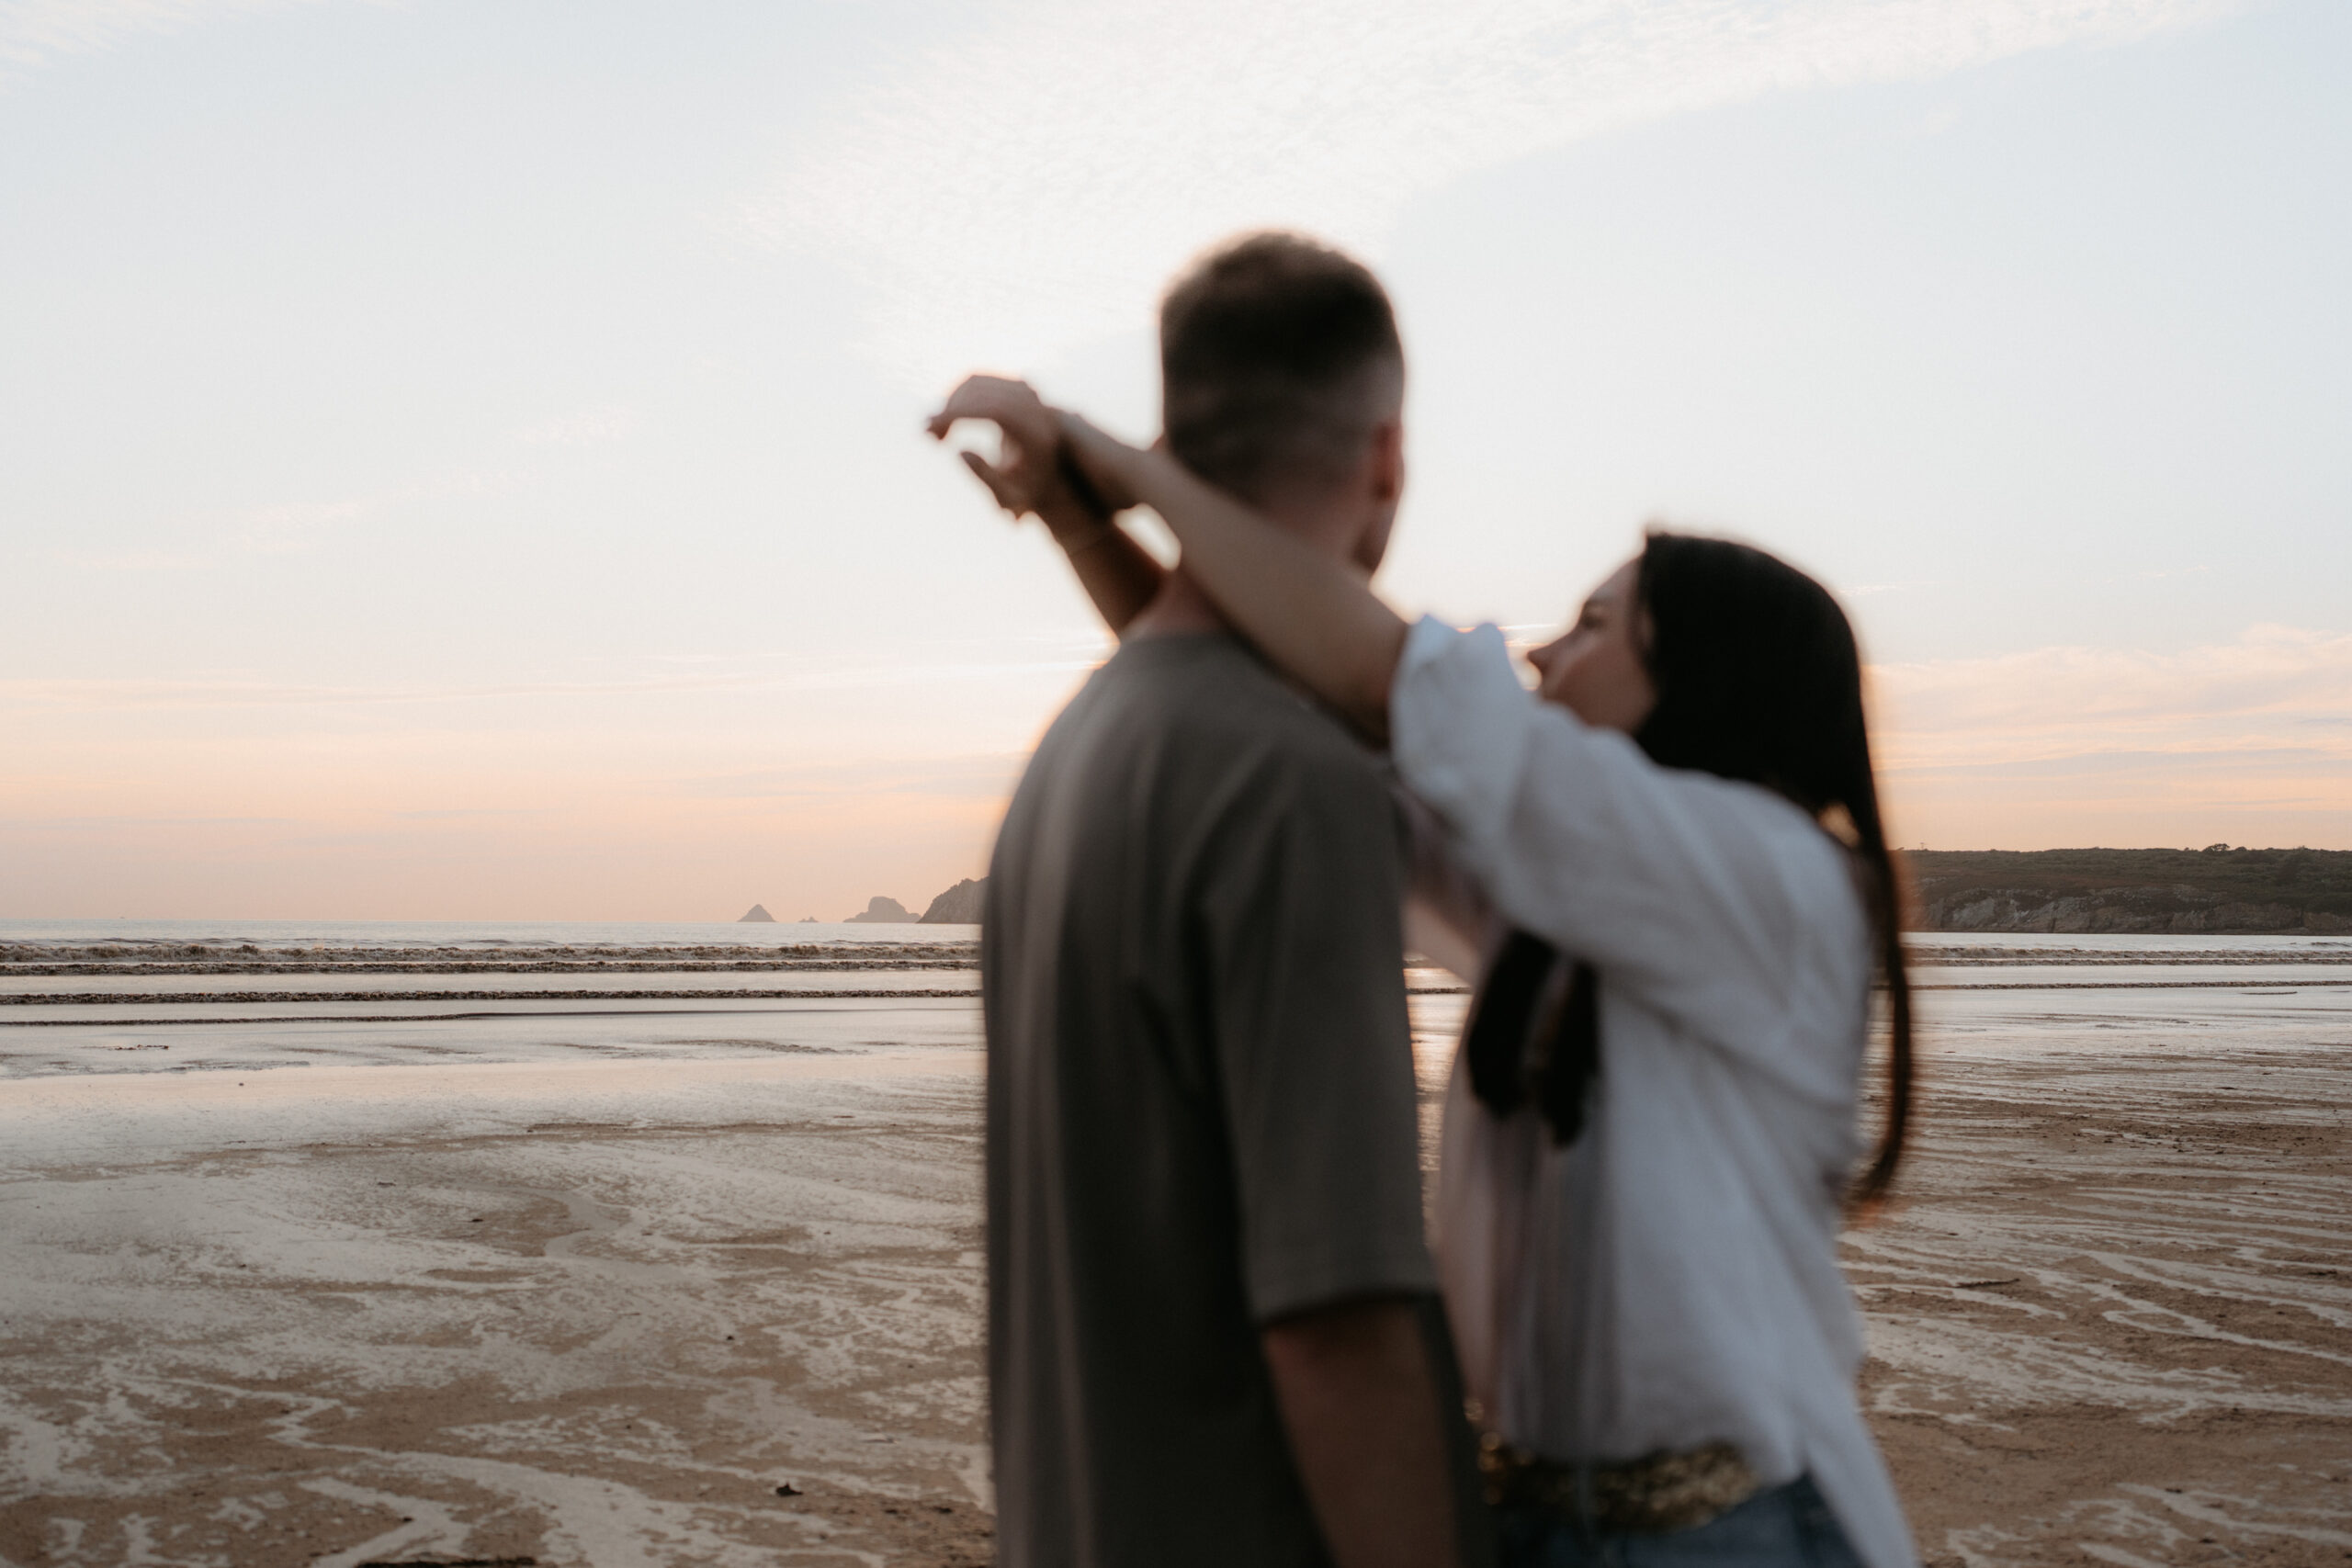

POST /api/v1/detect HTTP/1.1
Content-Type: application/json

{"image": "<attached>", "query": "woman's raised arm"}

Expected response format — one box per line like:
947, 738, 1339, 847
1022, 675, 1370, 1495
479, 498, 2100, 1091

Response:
1059, 412, 1410, 744
928, 376, 1167, 639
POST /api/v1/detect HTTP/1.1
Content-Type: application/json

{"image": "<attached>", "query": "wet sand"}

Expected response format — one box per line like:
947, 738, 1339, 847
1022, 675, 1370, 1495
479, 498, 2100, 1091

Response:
0, 1053, 997, 1567
1853, 1043, 2352, 1568
2, 939, 2348, 1566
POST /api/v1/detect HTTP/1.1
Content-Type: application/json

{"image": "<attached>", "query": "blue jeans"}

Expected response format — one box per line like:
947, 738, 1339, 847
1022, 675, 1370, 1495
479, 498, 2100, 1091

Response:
1495, 1475, 1864, 1568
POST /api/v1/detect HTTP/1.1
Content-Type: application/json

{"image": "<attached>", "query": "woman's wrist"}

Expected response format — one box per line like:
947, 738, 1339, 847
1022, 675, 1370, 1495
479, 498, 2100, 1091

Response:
1054, 519, 1124, 558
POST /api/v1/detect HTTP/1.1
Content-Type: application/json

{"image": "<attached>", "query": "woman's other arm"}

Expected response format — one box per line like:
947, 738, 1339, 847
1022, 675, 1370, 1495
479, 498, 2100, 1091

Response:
1400, 786, 1497, 983
928, 376, 1165, 638
1059, 412, 1409, 743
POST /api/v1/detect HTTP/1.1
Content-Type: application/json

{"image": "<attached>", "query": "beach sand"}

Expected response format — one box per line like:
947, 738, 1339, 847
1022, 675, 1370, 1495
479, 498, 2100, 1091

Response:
0, 1054, 996, 1567
3, 999, 2348, 1566
1854, 1041, 2352, 1568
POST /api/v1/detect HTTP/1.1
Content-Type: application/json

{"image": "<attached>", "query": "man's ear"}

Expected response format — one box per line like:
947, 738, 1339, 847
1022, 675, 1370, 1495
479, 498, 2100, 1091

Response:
1367, 418, 1405, 504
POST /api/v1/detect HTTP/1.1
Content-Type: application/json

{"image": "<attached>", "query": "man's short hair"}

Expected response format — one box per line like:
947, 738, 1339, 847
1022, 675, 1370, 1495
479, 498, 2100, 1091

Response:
1159, 232, 1403, 502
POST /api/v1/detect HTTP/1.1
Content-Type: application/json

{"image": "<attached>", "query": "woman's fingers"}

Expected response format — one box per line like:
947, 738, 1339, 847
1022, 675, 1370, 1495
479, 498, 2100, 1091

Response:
960, 450, 1031, 517
929, 375, 1057, 452
926, 374, 1008, 436
933, 379, 1148, 521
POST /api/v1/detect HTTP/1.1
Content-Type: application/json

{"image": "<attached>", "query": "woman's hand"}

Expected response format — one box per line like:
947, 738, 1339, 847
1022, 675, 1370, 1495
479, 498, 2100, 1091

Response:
928, 376, 1164, 638
928, 376, 1099, 534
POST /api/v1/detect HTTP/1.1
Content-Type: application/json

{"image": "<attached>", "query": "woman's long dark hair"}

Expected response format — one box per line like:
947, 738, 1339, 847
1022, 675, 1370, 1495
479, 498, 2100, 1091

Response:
1635, 531, 1914, 1205
1464, 530, 1916, 1208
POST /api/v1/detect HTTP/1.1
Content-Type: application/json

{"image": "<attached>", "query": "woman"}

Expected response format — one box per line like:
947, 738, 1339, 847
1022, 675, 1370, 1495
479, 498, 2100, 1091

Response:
938, 382, 1918, 1568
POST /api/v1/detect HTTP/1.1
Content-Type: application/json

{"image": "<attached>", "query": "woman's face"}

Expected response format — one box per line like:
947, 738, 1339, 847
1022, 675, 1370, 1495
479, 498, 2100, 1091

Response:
1526, 558, 1658, 734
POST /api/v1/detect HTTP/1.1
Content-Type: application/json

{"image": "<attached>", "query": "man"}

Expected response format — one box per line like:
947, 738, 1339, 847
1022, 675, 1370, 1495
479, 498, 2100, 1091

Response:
932, 233, 1468, 1568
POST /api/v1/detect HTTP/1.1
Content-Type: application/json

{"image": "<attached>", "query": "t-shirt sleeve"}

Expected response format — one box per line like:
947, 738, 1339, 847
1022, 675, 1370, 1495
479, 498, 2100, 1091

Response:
1198, 746, 1439, 1324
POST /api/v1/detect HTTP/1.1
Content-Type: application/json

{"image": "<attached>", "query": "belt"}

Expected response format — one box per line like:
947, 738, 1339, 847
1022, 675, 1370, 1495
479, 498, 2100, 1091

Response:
1477, 1436, 1762, 1535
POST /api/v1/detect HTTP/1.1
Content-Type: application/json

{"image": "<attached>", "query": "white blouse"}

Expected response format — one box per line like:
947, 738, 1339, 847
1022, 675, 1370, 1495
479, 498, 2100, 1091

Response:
1392, 616, 1917, 1568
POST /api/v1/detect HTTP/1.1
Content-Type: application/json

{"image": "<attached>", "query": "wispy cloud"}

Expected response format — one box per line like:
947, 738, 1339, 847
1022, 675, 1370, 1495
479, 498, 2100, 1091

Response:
1873, 626, 2352, 767
226, 468, 524, 555
512, 406, 641, 449
0, 0, 323, 77
763, 0, 2246, 383
682, 752, 1028, 803
1871, 626, 2352, 845
0, 635, 1112, 713
44, 547, 210, 572
30, 467, 533, 573
232, 496, 369, 555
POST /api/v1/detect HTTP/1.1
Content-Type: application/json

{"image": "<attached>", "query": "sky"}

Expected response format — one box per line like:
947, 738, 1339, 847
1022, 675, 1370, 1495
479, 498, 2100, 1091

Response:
1, 0, 2346, 921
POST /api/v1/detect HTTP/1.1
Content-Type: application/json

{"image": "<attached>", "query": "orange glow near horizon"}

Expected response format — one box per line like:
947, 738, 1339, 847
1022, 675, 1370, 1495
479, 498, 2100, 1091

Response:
5, 624, 2344, 922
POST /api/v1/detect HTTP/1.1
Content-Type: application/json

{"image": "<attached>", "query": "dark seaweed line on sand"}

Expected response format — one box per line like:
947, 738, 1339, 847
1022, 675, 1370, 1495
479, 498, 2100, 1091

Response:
1, 984, 1477, 1013
7, 979, 2346, 1024
0, 960, 978, 977
0, 988, 1476, 1027
1911, 978, 2346, 991
0, 1003, 978, 1027
0, 942, 976, 965
1905, 947, 2352, 966
4, 987, 981, 1007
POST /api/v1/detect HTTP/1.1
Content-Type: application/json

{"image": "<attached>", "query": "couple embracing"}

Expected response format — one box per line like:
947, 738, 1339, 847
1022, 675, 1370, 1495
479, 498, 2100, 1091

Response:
929, 232, 1920, 1568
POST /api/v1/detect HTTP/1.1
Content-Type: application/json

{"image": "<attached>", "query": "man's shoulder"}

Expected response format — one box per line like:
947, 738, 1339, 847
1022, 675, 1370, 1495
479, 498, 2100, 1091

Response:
1093, 633, 1380, 778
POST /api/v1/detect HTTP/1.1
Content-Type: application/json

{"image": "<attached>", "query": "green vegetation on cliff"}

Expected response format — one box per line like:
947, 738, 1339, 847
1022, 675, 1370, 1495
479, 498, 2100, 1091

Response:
1900, 847, 2352, 934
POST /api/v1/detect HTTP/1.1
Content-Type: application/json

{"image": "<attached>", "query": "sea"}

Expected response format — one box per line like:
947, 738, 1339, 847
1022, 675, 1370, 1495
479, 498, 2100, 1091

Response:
4, 919, 2347, 1083
0, 919, 989, 1079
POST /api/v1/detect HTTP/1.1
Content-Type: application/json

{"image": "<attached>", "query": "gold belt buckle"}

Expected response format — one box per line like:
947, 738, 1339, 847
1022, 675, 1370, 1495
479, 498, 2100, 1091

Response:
1478, 1435, 1761, 1535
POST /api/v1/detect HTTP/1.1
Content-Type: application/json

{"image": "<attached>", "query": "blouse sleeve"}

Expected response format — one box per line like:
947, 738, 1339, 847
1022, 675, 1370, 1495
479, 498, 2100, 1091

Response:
1390, 616, 1867, 1100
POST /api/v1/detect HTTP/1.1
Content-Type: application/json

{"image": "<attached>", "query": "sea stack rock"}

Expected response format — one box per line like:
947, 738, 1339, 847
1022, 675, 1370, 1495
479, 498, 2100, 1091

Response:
737, 904, 776, 923
919, 878, 987, 924
845, 896, 919, 923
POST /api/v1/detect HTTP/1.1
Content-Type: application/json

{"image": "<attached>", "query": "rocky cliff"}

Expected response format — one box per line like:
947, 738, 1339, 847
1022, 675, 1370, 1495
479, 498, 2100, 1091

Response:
845, 852, 2352, 937
844, 896, 920, 924
919, 878, 985, 924
1902, 848, 2352, 934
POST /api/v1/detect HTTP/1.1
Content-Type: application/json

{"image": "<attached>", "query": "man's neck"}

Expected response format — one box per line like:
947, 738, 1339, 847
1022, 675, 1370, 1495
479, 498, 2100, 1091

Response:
1126, 569, 1228, 639
1126, 479, 1374, 642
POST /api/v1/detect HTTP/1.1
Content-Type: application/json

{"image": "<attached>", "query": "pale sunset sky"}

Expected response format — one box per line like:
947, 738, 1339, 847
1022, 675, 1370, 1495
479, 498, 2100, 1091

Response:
2, 0, 2346, 922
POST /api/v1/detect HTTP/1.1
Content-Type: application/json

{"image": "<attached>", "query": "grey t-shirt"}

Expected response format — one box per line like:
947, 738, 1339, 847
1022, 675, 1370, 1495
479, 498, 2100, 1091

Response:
983, 631, 1437, 1568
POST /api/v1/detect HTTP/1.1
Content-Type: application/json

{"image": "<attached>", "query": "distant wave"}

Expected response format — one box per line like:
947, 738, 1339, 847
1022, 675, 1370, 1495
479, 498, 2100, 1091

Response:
0, 940, 978, 975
